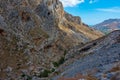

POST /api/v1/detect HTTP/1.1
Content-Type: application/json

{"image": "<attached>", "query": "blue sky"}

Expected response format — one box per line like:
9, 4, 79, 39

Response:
60, 0, 120, 25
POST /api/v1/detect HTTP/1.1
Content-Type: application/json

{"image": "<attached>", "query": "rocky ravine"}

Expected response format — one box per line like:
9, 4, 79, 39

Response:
0, 0, 103, 79
53, 30, 120, 80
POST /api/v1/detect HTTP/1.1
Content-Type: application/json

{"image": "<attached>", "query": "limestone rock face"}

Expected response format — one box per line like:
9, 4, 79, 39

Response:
64, 12, 82, 25
0, 0, 103, 79
35, 0, 64, 35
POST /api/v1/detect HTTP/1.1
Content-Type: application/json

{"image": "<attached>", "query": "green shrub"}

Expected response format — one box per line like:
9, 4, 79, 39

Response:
52, 56, 65, 67
64, 50, 67, 56
51, 68, 55, 72
39, 69, 51, 77
52, 62, 59, 67
21, 73, 32, 80
58, 57, 65, 65
21, 73, 26, 77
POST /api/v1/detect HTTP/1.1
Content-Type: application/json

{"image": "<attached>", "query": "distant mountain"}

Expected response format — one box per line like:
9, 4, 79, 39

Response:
93, 19, 120, 34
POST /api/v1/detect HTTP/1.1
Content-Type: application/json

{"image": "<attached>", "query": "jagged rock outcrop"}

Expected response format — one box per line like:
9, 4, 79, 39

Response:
0, 0, 103, 79
64, 12, 82, 25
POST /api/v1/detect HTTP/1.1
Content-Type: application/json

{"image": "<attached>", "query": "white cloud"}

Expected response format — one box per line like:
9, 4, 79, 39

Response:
89, 0, 98, 4
96, 7, 120, 13
60, 0, 84, 7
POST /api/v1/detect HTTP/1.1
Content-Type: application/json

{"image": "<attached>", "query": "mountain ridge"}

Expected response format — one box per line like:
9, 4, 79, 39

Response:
93, 18, 120, 33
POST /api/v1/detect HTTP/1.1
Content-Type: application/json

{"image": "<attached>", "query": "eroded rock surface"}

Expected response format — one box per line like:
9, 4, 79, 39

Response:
0, 0, 103, 79
53, 30, 120, 80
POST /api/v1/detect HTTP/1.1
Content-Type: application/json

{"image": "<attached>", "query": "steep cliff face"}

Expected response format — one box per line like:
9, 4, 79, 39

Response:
0, 0, 103, 79
64, 12, 82, 25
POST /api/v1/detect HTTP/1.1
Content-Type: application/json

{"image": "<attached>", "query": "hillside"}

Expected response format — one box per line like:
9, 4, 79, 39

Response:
93, 19, 120, 34
0, 0, 103, 79
52, 30, 120, 80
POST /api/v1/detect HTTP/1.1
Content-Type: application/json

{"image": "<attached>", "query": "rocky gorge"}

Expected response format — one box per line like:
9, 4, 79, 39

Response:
0, 0, 119, 80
